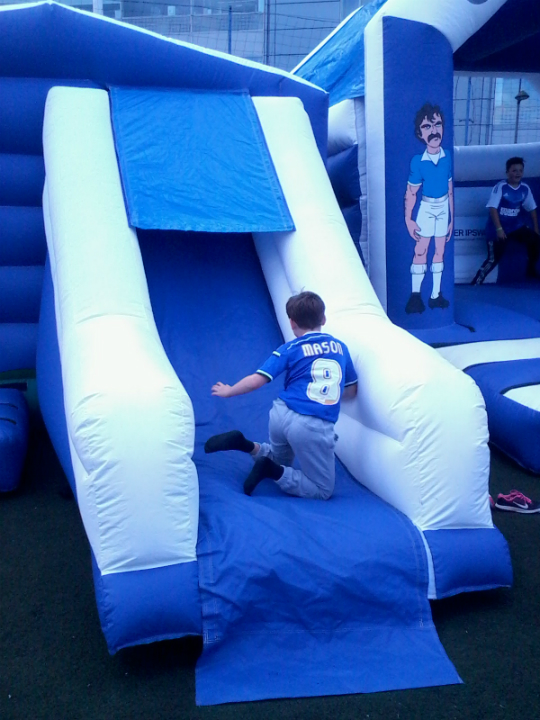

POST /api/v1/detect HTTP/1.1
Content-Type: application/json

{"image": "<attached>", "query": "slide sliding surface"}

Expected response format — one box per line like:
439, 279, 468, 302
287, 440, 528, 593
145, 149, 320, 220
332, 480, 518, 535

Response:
138, 229, 462, 705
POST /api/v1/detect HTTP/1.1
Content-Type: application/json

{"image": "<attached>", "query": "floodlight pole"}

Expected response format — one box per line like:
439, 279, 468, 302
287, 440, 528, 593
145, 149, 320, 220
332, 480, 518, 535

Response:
228, 5, 232, 54
464, 77, 472, 145
264, 0, 270, 64
514, 80, 530, 144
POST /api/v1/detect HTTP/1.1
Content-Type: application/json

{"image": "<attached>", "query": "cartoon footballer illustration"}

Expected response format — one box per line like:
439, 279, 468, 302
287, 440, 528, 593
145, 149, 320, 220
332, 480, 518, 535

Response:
404, 103, 454, 314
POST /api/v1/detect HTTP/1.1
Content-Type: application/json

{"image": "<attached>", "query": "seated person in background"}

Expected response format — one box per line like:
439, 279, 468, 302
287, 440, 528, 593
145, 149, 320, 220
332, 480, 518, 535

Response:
472, 156, 540, 284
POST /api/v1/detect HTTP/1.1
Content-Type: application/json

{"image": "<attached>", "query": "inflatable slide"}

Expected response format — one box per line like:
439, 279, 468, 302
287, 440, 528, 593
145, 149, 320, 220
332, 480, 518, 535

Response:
39, 84, 511, 702
2, 1, 511, 705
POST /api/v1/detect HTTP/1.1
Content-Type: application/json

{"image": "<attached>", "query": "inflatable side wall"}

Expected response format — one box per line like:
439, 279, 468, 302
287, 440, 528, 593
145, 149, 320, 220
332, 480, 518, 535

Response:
326, 98, 366, 265
0, 77, 106, 373
0, 78, 47, 372
252, 96, 493, 535
40, 87, 201, 651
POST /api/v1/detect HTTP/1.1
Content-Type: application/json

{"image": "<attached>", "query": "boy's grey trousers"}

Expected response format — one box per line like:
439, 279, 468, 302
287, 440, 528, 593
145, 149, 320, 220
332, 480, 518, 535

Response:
254, 399, 336, 500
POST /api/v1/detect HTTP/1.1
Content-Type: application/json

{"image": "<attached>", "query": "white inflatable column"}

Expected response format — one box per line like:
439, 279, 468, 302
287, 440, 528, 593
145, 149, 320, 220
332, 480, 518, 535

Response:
42, 87, 199, 575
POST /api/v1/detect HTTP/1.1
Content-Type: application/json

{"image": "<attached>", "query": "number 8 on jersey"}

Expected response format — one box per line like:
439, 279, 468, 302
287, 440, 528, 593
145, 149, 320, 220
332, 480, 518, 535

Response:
307, 358, 342, 405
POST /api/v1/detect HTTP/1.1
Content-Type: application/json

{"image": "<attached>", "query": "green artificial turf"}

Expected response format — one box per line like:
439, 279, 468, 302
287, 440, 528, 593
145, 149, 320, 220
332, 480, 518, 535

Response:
1, 381, 539, 720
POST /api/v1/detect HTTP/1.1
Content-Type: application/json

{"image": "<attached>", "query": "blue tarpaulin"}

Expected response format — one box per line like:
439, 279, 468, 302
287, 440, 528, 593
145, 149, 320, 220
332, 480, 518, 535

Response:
293, 0, 387, 106
110, 87, 294, 233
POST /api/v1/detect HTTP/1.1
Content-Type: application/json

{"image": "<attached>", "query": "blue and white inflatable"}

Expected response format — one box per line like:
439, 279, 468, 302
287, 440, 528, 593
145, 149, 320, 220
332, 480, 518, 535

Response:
0, 0, 512, 704
296, 0, 540, 474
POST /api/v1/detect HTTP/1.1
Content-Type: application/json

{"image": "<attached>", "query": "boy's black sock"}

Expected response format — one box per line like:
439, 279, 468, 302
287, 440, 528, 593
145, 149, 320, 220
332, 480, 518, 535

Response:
244, 457, 283, 496
204, 430, 255, 454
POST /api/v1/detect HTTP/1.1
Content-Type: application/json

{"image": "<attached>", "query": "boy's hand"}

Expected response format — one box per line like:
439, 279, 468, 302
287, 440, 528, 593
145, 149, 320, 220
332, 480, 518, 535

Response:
211, 382, 232, 398
211, 373, 268, 398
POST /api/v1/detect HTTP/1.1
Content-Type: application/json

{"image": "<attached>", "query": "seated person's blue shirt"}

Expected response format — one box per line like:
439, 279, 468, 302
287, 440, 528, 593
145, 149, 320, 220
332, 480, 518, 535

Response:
257, 331, 358, 423
486, 180, 537, 237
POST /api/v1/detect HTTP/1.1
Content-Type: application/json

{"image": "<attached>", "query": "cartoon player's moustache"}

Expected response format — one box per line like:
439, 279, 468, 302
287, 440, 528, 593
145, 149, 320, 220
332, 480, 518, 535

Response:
428, 133, 441, 142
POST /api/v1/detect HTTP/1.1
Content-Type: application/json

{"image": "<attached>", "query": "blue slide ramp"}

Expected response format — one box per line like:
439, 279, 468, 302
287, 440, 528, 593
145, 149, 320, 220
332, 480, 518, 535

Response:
40, 86, 511, 704
138, 229, 461, 704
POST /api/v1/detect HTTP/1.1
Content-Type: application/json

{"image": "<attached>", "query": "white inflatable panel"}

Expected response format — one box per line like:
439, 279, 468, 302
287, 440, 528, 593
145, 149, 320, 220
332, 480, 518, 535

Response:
504, 385, 540, 413
454, 241, 498, 285
454, 186, 492, 216
364, 14, 387, 306
328, 99, 357, 156
254, 231, 294, 340
252, 96, 492, 532
438, 338, 540, 371
454, 187, 497, 284
354, 98, 369, 269
43, 87, 199, 575
327, 97, 368, 268
454, 142, 540, 183
374, 0, 506, 52
253, 97, 382, 316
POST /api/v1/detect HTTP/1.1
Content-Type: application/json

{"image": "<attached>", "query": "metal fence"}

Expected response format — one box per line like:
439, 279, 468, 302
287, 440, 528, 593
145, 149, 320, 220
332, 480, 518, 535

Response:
454, 76, 540, 146
2, 0, 539, 144
123, 5, 339, 69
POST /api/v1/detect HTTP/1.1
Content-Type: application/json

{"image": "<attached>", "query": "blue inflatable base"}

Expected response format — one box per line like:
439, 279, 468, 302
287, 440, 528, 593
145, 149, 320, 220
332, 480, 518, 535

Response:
410, 298, 540, 347
425, 528, 513, 599
0, 323, 39, 374
467, 359, 540, 474
92, 555, 202, 654
455, 281, 540, 323
410, 282, 540, 474
0, 388, 29, 492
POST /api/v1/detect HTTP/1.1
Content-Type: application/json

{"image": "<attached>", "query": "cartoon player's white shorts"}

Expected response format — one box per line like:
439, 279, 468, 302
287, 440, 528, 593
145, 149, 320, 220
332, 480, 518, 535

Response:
416, 197, 449, 238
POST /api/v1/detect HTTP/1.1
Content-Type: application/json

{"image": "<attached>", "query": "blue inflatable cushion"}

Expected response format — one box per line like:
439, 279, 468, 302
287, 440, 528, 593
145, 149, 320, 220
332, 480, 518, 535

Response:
0, 388, 29, 492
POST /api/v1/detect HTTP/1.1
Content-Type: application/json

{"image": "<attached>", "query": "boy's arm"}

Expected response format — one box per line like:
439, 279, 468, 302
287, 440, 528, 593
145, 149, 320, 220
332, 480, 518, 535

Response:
211, 373, 269, 398
489, 207, 506, 239
343, 348, 358, 401
343, 383, 358, 400
530, 208, 539, 234
487, 182, 505, 238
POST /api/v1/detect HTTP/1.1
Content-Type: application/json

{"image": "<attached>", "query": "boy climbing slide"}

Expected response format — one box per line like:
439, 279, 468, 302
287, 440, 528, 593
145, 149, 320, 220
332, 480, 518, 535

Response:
205, 291, 358, 499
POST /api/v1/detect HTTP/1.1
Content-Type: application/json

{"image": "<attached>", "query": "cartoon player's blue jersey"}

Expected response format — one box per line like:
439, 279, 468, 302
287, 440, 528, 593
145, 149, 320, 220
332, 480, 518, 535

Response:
486, 181, 537, 236
257, 332, 358, 423
408, 148, 452, 199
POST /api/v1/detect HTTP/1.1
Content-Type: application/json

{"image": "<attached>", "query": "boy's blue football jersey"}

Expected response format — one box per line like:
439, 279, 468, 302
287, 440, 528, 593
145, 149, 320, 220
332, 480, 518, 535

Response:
257, 332, 357, 423
486, 181, 536, 236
